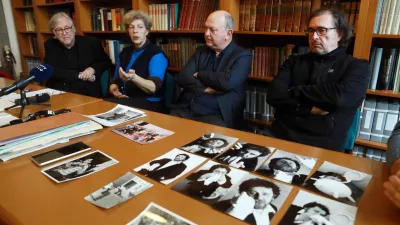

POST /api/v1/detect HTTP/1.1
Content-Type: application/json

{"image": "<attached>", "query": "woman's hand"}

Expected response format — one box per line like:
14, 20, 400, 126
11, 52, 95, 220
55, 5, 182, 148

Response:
119, 67, 136, 82
109, 84, 128, 98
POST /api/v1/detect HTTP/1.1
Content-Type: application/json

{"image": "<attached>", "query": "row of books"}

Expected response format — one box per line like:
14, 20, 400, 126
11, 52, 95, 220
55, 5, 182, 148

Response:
250, 45, 310, 77
26, 58, 42, 72
352, 145, 386, 162
90, 8, 129, 32
148, 4, 180, 30
23, 0, 33, 6
244, 85, 275, 121
27, 36, 39, 56
177, 0, 219, 30
156, 38, 205, 69
24, 11, 36, 32
373, 0, 400, 35
357, 96, 399, 144
369, 47, 400, 91
239, 0, 360, 32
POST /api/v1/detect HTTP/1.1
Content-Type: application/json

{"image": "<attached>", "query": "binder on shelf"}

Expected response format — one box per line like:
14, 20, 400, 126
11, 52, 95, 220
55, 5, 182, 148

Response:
382, 99, 400, 143
358, 96, 377, 140
370, 97, 388, 142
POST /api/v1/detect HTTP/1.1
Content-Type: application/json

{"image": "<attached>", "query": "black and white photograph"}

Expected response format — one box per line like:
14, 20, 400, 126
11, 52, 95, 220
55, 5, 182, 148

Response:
212, 174, 293, 225
87, 104, 146, 127
180, 133, 238, 158
41, 150, 119, 183
216, 142, 274, 171
279, 190, 357, 225
85, 172, 153, 209
126, 202, 197, 225
134, 148, 207, 185
256, 150, 317, 185
171, 161, 248, 205
304, 161, 373, 206
113, 121, 174, 144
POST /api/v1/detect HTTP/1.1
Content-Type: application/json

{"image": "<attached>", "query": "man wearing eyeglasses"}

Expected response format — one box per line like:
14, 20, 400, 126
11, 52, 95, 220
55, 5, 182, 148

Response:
266, 8, 370, 151
44, 12, 111, 97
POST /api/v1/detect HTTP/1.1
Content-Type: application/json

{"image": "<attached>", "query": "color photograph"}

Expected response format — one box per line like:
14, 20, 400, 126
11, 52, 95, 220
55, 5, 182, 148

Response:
113, 121, 174, 144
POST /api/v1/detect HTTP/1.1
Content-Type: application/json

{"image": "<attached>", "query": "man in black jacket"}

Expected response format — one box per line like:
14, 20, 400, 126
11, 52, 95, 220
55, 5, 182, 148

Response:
170, 10, 252, 128
266, 8, 370, 151
44, 12, 111, 97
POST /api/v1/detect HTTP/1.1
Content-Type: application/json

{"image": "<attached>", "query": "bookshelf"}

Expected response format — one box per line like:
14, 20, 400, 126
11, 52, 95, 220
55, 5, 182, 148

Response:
10, 0, 387, 151
354, 139, 387, 151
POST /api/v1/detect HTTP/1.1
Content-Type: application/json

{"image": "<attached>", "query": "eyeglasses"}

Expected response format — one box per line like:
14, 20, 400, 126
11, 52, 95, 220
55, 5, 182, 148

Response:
305, 27, 337, 36
54, 26, 73, 34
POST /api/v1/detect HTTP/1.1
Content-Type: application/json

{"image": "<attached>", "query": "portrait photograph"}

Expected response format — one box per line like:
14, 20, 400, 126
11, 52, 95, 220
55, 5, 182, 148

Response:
171, 160, 248, 205
134, 148, 207, 185
126, 202, 197, 225
279, 190, 357, 225
42, 150, 119, 183
113, 121, 174, 144
180, 133, 238, 158
216, 142, 274, 171
256, 150, 317, 185
212, 174, 293, 225
87, 104, 145, 127
304, 161, 373, 206
85, 172, 153, 209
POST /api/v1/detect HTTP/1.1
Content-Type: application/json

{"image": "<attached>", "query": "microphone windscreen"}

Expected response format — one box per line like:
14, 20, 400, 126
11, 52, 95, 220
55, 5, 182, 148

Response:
30, 64, 54, 82
36, 93, 50, 103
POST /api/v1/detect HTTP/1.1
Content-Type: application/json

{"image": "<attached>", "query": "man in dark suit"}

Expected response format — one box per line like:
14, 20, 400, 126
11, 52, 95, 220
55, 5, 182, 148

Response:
279, 202, 331, 225
138, 154, 189, 182
213, 178, 280, 225
266, 8, 370, 151
170, 10, 252, 128
44, 12, 111, 97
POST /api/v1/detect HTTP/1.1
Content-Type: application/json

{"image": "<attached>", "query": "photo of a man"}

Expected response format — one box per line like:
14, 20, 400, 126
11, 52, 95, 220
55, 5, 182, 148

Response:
212, 175, 292, 225
172, 161, 248, 205
134, 148, 207, 185
256, 150, 317, 185
180, 133, 238, 158
279, 190, 357, 225
217, 142, 274, 171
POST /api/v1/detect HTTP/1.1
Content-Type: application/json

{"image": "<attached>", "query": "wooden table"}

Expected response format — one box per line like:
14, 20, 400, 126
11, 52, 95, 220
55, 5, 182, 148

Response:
0, 80, 102, 118
0, 99, 398, 225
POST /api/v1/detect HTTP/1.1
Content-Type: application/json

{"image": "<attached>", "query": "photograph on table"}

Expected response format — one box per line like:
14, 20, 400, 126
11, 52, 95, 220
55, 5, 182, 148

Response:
180, 133, 238, 158
126, 202, 197, 225
113, 121, 174, 144
85, 172, 153, 209
256, 150, 317, 185
87, 104, 146, 127
216, 142, 274, 171
134, 148, 207, 185
304, 161, 373, 206
279, 190, 357, 225
171, 160, 248, 205
212, 174, 293, 225
42, 150, 118, 183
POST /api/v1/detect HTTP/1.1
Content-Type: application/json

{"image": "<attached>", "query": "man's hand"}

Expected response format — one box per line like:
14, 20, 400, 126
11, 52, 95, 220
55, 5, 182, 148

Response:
193, 72, 198, 78
119, 67, 136, 82
109, 84, 128, 98
204, 87, 222, 94
79, 67, 95, 81
227, 192, 255, 220
384, 170, 400, 208
311, 106, 329, 115
310, 214, 333, 225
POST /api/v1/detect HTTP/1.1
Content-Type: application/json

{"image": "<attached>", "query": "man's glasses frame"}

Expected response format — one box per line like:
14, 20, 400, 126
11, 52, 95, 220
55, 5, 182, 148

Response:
305, 27, 337, 36
53, 26, 73, 35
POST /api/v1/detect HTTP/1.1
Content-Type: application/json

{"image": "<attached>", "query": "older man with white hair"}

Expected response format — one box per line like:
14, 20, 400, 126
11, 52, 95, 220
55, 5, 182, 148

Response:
170, 10, 252, 128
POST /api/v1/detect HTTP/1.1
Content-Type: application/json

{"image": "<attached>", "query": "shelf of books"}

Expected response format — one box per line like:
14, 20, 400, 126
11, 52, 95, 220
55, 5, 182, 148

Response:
366, 89, 400, 98
354, 139, 387, 151
37, 1, 75, 7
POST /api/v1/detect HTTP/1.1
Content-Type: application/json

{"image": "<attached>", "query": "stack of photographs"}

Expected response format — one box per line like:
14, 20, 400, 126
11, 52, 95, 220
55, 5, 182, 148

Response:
86, 105, 146, 127
113, 121, 174, 144
85, 172, 153, 209
134, 148, 207, 185
179, 133, 238, 158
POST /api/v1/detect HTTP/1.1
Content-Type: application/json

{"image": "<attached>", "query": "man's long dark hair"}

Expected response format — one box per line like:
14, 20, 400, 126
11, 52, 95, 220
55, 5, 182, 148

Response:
308, 8, 353, 47
303, 202, 330, 216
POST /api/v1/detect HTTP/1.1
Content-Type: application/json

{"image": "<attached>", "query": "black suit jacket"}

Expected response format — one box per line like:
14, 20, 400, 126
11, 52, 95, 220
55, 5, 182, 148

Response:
44, 35, 111, 97
138, 158, 187, 182
176, 42, 252, 128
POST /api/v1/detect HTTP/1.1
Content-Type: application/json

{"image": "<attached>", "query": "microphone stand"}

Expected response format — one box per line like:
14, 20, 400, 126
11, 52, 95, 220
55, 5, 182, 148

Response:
5, 88, 51, 118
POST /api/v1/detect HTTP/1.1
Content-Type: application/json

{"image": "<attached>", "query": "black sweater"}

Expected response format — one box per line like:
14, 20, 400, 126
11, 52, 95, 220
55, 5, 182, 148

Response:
267, 47, 370, 151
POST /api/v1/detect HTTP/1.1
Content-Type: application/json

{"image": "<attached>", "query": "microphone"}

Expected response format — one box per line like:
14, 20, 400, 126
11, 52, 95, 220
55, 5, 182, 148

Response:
14, 93, 50, 105
0, 64, 53, 97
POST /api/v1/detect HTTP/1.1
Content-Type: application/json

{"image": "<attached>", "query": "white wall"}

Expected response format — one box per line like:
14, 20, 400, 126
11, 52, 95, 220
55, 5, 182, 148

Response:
1, 0, 22, 79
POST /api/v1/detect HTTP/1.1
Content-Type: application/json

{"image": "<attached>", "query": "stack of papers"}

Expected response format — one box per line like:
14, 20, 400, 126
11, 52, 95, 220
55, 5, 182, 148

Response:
0, 120, 102, 161
0, 112, 18, 127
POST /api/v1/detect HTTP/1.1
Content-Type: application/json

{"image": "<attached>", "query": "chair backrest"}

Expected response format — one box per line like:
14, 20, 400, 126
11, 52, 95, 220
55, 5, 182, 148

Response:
344, 108, 361, 150
0, 68, 13, 80
100, 70, 110, 97
163, 72, 176, 109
